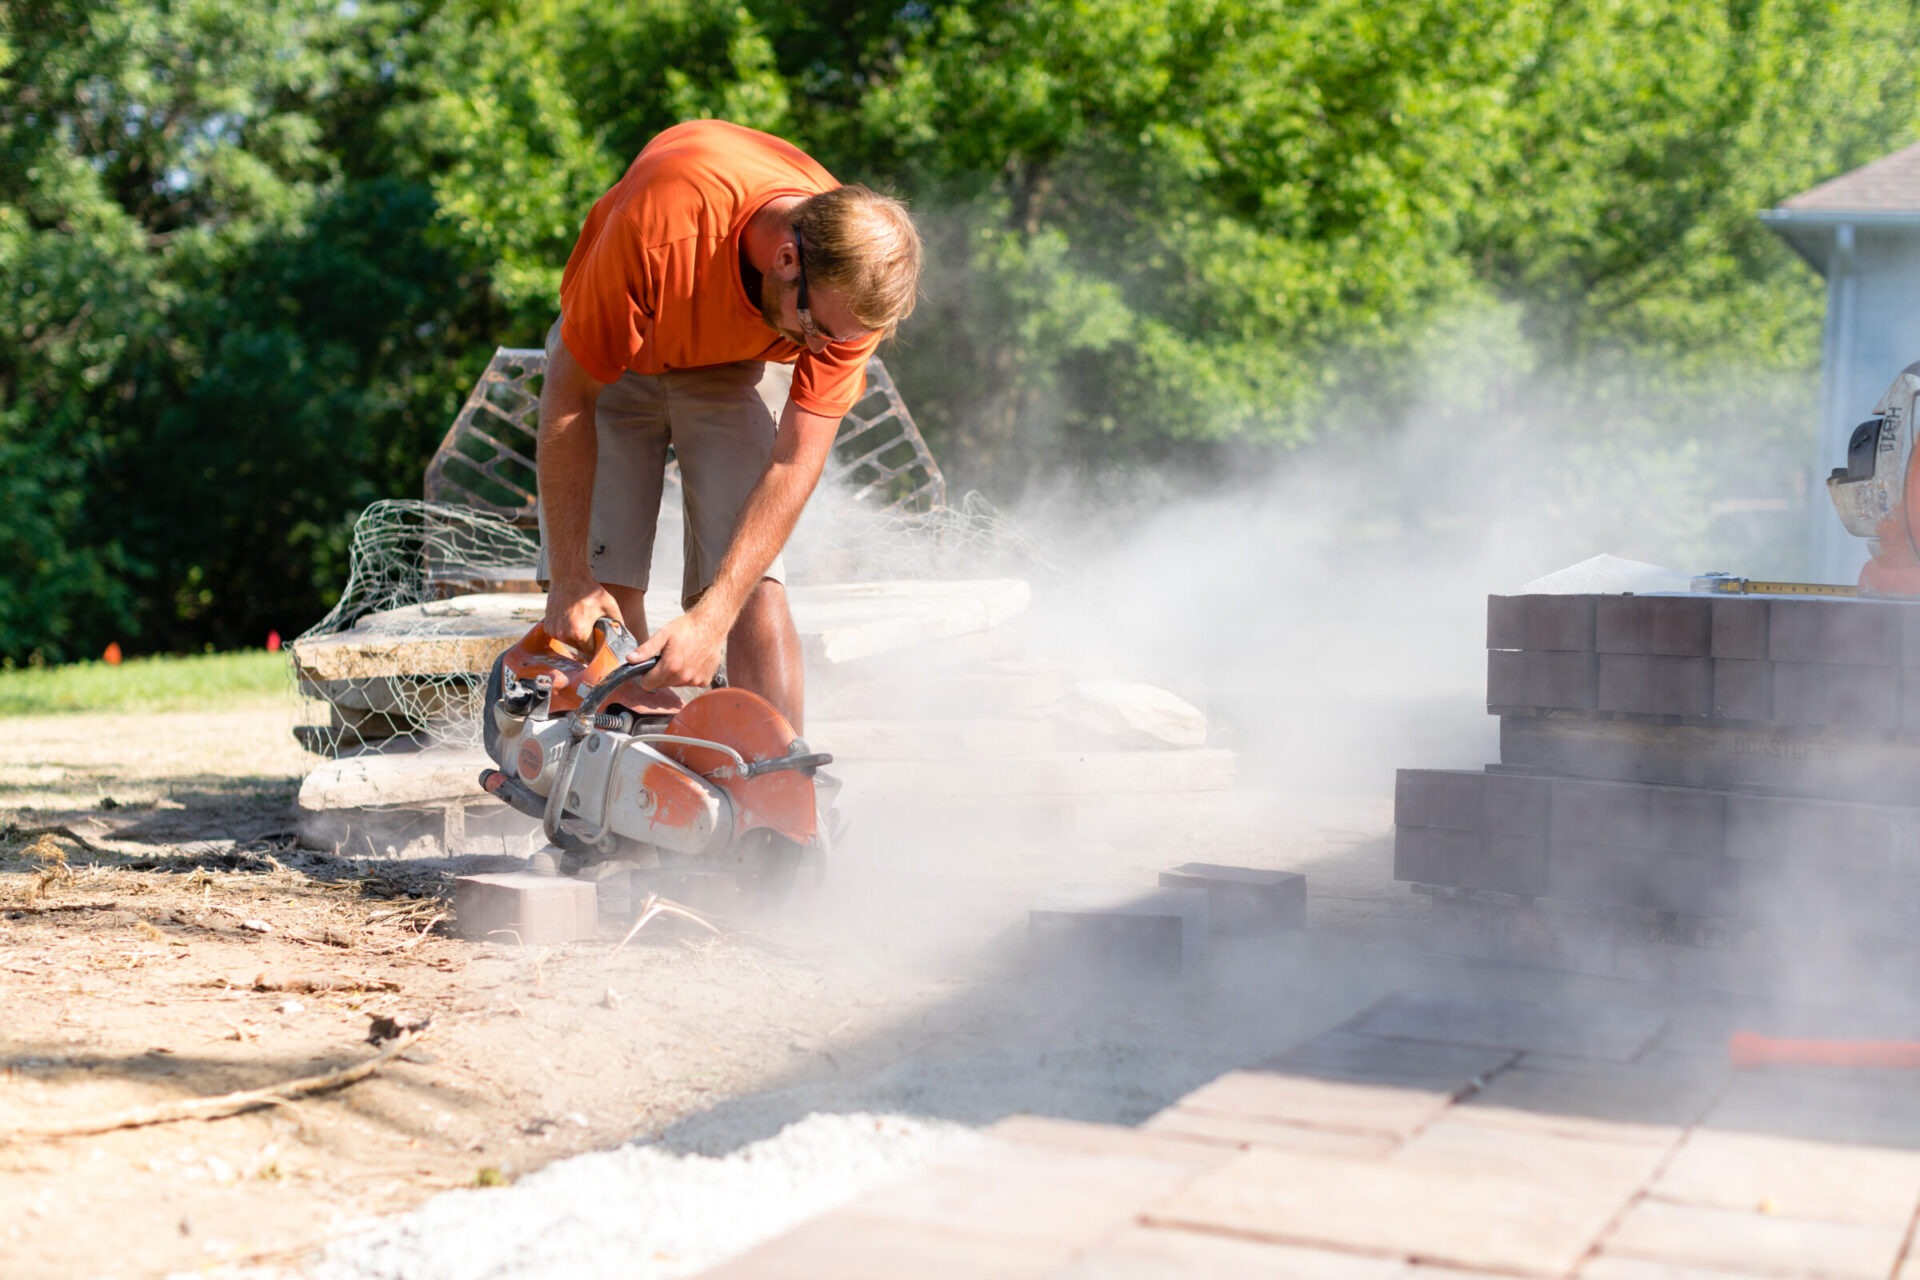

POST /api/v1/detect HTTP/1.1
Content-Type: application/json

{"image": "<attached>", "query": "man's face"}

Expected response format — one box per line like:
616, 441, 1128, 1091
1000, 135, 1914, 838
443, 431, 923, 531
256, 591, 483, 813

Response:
760, 245, 872, 354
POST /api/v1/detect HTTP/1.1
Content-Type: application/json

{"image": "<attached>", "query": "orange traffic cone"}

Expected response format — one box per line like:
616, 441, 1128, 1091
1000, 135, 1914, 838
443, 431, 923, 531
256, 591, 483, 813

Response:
266, 631, 282, 653
103, 642, 123, 665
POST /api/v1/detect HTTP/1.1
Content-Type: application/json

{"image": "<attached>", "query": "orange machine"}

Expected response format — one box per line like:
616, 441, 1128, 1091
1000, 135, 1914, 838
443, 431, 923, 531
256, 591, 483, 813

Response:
1827, 361, 1920, 595
478, 619, 833, 903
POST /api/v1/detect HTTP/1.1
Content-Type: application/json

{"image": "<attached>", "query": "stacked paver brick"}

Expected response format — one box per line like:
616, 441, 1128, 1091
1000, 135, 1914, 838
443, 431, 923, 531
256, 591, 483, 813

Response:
1396, 593, 1920, 986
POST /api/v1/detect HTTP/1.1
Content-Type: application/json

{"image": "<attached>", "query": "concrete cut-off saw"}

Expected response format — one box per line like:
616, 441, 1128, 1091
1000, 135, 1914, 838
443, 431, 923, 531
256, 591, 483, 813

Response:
477, 618, 836, 905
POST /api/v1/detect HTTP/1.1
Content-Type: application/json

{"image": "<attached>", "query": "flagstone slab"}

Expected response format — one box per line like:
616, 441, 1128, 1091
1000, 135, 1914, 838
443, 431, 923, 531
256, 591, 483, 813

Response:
1266, 1029, 1516, 1091
1600, 1199, 1904, 1280
1341, 991, 1666, 1062
1147, 1146, 1634, 1276
1651, 1128, 1920, 1226
1055, 1225, 1412, 1279
1395, 1117, 1667, 1199
1168, 1069, 1454, 1140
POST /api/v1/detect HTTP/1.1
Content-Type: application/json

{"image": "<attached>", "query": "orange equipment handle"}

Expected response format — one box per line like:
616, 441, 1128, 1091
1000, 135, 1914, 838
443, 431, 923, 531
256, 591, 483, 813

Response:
1729, 1032, 1920, 1070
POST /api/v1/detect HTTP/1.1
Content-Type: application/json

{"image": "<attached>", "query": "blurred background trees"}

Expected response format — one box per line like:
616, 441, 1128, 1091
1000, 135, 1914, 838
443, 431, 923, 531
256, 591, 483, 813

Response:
3, 0, 1917, 660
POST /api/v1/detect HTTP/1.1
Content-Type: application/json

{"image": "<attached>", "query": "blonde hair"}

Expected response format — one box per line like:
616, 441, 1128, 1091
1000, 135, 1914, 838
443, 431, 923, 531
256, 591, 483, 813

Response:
792, 185, 923, 336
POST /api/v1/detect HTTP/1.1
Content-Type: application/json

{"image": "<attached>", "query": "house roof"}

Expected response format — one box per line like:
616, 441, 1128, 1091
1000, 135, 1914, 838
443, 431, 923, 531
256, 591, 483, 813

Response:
1761, 141, 1920, 275
1778, 140, 1920, 215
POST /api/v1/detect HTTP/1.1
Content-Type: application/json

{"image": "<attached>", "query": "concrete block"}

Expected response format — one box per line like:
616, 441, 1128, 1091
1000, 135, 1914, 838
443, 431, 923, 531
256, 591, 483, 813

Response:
1393, 768, 1482, 831
1771, 661, 1898, 730
1394, 769, 1548, 837
1393, 826, 1546, 896
1028, 886, 1207, 975
1711, 657, 1771, 721
453, 871, 597, 944
1549, 843, 1740, 917
1724, 792, 1920, 872
1487, 649, 1597, 710
1338, 990, 1666, 1063
1487, 594, 1595, 651
1597, 596, 1711, 656
1710, 596, 1769, 659
1549, 778, 1724, 856
1597, 654, 1712, 717
1158, 863, 1305, 934
1768, 598, 1902, 666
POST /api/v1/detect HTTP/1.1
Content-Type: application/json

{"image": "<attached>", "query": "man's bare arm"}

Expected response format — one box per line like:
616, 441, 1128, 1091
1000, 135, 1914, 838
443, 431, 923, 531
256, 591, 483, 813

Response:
632, 398, 839, 687
536, 338, 619, 647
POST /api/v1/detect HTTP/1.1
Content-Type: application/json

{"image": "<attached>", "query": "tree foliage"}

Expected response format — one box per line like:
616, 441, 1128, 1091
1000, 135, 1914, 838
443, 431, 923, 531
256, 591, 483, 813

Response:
2, 0, 1917, 659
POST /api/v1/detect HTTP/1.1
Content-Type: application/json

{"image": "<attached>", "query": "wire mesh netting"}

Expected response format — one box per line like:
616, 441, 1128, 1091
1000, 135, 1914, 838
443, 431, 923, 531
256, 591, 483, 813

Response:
293, 350, 1051, 758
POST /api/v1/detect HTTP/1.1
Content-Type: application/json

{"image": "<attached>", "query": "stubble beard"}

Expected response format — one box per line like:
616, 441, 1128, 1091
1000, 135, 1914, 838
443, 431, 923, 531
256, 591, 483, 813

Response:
759, 271, 806, 347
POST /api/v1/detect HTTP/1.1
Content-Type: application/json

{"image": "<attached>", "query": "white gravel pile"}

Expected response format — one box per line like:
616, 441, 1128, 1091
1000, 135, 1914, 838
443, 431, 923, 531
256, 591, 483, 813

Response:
309, 1111, 982, 1280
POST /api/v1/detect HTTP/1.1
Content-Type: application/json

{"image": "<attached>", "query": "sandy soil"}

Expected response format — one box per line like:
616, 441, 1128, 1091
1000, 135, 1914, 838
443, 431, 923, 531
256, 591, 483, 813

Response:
0, 696, 1417, 1279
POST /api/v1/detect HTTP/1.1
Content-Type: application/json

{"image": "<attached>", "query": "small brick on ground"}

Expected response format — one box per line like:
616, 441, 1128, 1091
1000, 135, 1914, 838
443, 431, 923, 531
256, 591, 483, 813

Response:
1028, 885, 1208, 976
1158, 862, 1306, 933
452, 870, 597, 944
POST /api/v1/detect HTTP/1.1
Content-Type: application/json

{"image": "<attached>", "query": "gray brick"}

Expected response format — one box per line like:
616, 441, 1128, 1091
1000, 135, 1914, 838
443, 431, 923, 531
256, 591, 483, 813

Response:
1770, 661, 1898, 729
1488, 649, 1597, 710
1651, 1128, 1920, 1227
1158, 863, 1306, 934
1904, 605, 1920, 667
1394, 826, 1546, 896
1488, 594, 1595, 652
1265, 1029, 1515, 1092
1549, 779, 1724, 855
1597, 596, 1711, 656
1394, 769, 1482, 831
1549, 843, 1740, 916
1710, 596, 1769, 659
1724, 793, 1920, 871
1484, 772, 1552, 836
1710, 658, 1771, 721
1598, 654, 1712, 717
1028, 886, 1208, 976
1768, 598, 1902, 666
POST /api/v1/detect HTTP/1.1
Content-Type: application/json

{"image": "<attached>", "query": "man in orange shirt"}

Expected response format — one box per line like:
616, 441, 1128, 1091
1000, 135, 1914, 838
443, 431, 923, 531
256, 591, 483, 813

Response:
537, 120, 922, 730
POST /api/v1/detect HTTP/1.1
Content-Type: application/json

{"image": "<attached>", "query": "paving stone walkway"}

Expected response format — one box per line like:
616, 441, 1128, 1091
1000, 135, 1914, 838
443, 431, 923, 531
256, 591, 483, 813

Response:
699, 990, 1920, 1279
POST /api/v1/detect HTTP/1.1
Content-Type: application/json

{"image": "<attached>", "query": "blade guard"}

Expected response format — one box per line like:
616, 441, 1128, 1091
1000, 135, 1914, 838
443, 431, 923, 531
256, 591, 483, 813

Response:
499, 623, 683, 715
655, 689, 817, 845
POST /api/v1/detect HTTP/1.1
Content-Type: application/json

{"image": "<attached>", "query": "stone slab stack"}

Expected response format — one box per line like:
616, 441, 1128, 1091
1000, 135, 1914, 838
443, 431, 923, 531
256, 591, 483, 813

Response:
1395, 592, 1920, 1004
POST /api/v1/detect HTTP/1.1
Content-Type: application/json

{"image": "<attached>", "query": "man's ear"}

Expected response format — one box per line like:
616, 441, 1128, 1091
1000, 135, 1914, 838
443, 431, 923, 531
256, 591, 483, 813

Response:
771, 236, 801, 280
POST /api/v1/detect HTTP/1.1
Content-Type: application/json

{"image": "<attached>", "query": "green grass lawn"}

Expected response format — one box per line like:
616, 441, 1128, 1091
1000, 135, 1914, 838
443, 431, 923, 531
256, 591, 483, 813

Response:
0, 650, 291, 717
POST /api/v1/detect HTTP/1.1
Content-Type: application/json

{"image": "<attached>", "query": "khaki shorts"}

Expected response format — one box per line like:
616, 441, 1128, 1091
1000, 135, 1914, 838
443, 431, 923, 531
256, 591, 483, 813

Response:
537, 322, 793, 606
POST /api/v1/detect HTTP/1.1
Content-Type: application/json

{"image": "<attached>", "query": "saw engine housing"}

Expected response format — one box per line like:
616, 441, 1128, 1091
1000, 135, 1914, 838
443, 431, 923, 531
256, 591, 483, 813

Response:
478, 621, 832, 889
1828, 361, 1920, 594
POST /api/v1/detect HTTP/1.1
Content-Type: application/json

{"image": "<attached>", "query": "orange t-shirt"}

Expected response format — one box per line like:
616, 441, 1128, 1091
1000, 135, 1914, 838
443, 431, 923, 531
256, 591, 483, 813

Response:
557, 120, 881, 418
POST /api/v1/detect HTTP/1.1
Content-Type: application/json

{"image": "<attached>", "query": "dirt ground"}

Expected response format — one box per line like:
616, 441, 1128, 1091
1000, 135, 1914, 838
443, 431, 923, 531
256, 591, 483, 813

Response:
0, 696, 1411, 1279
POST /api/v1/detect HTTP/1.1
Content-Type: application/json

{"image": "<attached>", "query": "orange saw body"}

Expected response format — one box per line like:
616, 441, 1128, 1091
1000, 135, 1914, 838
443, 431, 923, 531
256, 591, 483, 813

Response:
477, 619, 833, 898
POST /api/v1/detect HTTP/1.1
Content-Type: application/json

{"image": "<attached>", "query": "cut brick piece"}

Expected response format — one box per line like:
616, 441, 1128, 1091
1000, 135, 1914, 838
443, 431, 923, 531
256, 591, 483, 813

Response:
1338, 991, 1665, 1062
1711, 658, 1771, 721
1768, 598, 1903, 666
1597, 596, 1711, 657
1770, 661, 1898, 730
1028, 886, 1207, 975
1146, 1145, 1633, 1276
1600, 1198, 1904, 1280
1487, 594, 1596, 652
1710, 596, 1769, 659
1487, 649, 1598, 710
1549, 843, 1740, 917
1394, 826, 1546, 896
453, 871, 597, 944
1158, 863, 1305, 934
1549, 779, 1725, 856
1597, 654, 1712, 717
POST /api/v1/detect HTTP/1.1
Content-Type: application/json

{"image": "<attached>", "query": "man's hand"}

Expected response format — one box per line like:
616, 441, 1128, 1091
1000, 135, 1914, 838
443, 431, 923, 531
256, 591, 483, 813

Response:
632, 605, 730, 690
542, 577, 631, 654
